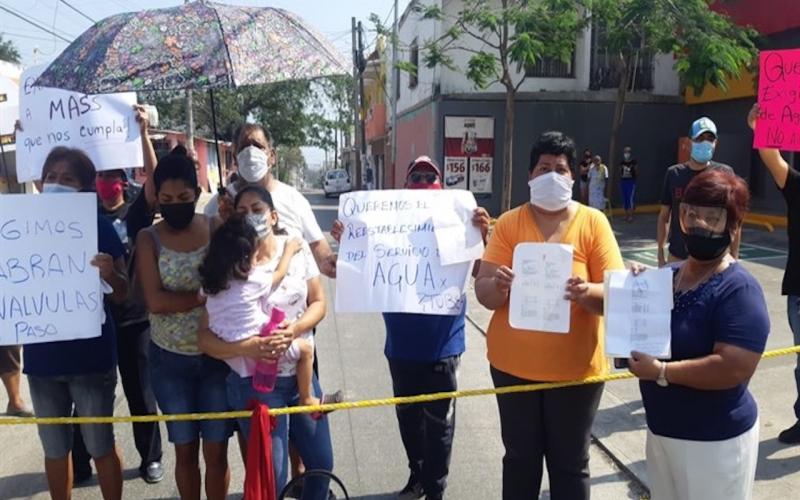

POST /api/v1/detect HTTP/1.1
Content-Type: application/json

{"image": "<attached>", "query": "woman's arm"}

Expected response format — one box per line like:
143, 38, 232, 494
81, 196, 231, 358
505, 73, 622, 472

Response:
134, 105, 158, 211
475, 261, 513, 311
274, 276, 326, 340
198, 310, 291, 362
629, 343, 761, 390
135, 229, 205, 314
91, 253, 129, 304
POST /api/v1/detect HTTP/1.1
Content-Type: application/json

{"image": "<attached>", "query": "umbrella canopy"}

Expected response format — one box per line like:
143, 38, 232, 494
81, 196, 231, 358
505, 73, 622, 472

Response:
35, 0, 348, 93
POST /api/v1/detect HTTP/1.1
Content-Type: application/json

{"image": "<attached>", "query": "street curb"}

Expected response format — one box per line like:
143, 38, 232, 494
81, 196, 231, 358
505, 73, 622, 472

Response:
465, 312, 651, 497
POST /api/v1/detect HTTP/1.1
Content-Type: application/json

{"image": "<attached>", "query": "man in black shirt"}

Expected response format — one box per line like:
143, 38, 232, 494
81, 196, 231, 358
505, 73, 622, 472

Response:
657, 117, 740, 266
749, 105, 800, 444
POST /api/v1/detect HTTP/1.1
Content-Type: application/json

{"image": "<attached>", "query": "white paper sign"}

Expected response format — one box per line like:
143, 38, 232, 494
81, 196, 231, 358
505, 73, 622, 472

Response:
432, 190, 484, 265
16, 65, 142, 182
604, 268, 673, 358
509, 243, 573, 333
0, 193, 102, 345
336, 190, 474, 315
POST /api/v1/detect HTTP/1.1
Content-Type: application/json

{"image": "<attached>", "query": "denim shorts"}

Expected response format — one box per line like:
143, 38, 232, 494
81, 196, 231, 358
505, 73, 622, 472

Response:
149, 342, 233, 445
28, 370, 117, 459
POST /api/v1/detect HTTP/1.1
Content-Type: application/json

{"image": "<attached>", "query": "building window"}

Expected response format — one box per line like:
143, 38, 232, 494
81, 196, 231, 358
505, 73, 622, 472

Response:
409, 38, 419, 89
590, 21, 654, 91
525, 53, 575, 78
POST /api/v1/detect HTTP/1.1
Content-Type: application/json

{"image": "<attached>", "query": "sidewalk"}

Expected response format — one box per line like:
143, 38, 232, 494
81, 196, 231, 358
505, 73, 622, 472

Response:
465, 213, 800, 498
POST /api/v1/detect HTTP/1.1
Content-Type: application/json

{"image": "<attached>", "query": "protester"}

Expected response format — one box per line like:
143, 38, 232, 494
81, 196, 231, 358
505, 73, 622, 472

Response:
198, 185, 335, 499
747, 104, 800, 445
619, 145, 638, 222
203, 124, 337, 278
1, 346, 32, 417
629, 168, 769, 500
200, 216, 322, 408
25, 147, 128, 500
475, 131, 624, 500
136, 146, 232, 500
657, 117, 739, 266
587, 154, 608, 211
71, 104, 164, 485
578, 148, 592, 204
330, 156, 490, 500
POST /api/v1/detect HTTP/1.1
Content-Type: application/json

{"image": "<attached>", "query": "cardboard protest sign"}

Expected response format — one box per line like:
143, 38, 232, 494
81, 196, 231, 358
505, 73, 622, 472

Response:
755, 49, 800, 151
15, 65, 142, 182
0, 193, 103, 345
335, 190, 479, 315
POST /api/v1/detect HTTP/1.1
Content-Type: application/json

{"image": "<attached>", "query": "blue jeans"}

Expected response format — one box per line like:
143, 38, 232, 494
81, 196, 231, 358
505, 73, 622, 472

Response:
788, 296, 800, 419
227, 373, 333, 500
149, 342, 233, 445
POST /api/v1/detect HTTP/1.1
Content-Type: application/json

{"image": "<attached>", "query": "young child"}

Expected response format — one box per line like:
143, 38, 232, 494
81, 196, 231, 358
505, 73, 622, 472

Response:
199, 214, 320, 407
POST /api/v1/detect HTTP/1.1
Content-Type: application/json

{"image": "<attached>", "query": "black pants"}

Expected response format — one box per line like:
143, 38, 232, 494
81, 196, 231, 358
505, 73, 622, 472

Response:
73, 322, 162, 470
491, 366, 604, 500
388, 356, 459, 498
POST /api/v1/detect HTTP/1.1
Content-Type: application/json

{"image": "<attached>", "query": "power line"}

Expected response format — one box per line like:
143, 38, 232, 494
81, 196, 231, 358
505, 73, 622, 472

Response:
0, 1, 75, 38
0, 30, 59, 42
59, 0, 96, 24
0, 3, 72, 43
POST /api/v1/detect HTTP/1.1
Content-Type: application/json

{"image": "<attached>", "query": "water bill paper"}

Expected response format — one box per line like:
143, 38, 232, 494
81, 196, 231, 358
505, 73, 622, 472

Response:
509, 243, 573, 333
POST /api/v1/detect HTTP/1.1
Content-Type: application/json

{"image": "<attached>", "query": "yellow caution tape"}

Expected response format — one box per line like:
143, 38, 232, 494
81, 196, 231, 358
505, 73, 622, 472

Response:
3, 345, 799, 426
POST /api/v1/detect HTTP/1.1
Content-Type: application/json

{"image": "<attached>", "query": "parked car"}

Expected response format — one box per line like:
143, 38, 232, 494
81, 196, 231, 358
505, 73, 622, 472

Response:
324, 169, 351, 197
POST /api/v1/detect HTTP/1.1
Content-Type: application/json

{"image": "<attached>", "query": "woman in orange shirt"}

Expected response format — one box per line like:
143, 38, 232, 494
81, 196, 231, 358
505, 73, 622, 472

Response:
475, 131, 624, 500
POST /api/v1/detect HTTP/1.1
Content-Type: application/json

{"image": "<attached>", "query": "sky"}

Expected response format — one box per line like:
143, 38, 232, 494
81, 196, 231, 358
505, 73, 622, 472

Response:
0, 0, 411, 166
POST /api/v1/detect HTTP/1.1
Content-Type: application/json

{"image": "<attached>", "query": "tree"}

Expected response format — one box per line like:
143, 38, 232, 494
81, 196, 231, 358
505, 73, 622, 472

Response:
376, 0, 588, 212
0, 35, 20, 64
274, 145, 307, 184
591, 0, 757, 204
306, 75, 355, 167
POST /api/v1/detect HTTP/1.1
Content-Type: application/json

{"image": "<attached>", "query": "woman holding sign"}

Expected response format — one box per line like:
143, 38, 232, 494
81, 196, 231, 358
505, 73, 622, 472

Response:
25, 147, 128, 500
628, 169, 769, 500
136, 147, 232, 500
475, 131, 624, 500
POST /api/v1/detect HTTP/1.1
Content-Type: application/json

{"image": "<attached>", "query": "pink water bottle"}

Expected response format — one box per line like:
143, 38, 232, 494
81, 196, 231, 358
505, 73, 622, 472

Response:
252, 307, 286, 393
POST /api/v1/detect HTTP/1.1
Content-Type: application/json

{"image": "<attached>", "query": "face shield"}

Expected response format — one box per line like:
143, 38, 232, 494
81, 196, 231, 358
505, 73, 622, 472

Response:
679, 203, 728, 237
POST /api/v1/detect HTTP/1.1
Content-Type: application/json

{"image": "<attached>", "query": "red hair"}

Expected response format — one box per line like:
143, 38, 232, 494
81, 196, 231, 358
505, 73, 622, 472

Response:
683, 169, 749, 230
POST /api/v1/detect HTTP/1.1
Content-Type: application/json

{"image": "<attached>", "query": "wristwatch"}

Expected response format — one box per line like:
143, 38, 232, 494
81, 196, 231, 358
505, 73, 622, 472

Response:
656, 361, 669, 387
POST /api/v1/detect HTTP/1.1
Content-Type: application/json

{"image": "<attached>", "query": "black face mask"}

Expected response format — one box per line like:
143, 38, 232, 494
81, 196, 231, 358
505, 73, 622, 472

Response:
682, 228, 731, 261
160, 202, 196, 230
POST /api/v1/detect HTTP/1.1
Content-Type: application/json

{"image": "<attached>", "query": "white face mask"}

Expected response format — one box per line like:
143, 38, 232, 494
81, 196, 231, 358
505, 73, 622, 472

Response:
236, 146, 270, 183
42, 183, 79, 194
529, 171, 574, 212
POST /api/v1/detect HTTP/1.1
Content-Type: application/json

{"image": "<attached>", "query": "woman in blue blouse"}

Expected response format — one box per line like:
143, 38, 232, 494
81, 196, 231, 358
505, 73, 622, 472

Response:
629, 168, 769, 500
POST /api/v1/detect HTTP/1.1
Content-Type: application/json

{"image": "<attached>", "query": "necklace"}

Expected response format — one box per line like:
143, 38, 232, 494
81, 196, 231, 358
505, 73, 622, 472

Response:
675, 258, 727, 294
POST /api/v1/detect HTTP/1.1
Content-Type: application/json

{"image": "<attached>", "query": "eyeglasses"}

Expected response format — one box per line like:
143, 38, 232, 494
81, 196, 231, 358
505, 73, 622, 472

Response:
409, 172, 438, 184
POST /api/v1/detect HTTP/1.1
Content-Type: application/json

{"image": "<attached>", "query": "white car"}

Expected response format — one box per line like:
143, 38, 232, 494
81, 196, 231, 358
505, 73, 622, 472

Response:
323, 169, 351, 197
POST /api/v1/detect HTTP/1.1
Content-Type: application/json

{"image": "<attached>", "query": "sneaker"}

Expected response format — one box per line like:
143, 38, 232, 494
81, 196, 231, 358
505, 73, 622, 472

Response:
778, 421, 800, 444
141, 461, 164, 484
397, 476, 424, 500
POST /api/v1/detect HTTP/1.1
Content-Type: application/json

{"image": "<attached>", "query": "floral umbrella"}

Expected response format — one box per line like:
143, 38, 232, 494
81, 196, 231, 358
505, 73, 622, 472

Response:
35, 0, 348, 93
33, 1, 348, 188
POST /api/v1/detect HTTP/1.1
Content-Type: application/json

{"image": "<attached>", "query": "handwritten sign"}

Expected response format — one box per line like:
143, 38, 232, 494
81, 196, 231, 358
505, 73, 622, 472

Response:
604, 269, 672, 358
0, 193, 102, 345
509, 243, 573, 333
15, 65, 142, 182
755, 49, 800, 151
335, 190, 475, 315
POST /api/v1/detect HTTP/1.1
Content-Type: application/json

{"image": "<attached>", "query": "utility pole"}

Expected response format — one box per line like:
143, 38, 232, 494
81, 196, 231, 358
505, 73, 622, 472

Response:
357, 21, 368, 184
184, 0, 195, 164
351, 17, 363, 189
390, 0, 399, 185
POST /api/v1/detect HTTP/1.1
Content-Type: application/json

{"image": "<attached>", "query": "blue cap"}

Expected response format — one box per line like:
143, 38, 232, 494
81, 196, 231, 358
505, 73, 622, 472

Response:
690, 117, 717, 140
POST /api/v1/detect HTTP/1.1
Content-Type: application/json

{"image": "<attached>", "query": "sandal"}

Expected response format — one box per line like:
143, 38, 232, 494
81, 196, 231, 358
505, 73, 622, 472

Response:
311, 390, 344, 420
5, 407, 34, 418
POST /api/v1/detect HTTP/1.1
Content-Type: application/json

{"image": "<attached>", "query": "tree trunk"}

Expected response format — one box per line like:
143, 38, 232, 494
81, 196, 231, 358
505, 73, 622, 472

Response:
501, 87, 515, 213
607, 57, 630, 212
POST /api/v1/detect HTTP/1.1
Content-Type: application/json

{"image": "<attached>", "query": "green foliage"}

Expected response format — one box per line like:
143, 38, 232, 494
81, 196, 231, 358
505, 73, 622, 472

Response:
140, 75, 353, 151
0, 35, 21, 64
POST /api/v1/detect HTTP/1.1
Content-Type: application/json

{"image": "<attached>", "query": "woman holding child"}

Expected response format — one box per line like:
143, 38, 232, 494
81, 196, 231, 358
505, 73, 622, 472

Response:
198, 185, 335, 499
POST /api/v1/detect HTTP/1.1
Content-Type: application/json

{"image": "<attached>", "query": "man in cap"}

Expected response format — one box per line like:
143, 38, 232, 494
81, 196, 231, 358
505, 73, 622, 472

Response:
657, 117, 739, 267
333, 155, 489, 500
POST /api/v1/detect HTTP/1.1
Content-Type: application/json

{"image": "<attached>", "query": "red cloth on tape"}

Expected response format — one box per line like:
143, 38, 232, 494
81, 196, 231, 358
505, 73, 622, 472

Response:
244, 400, 277, 500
